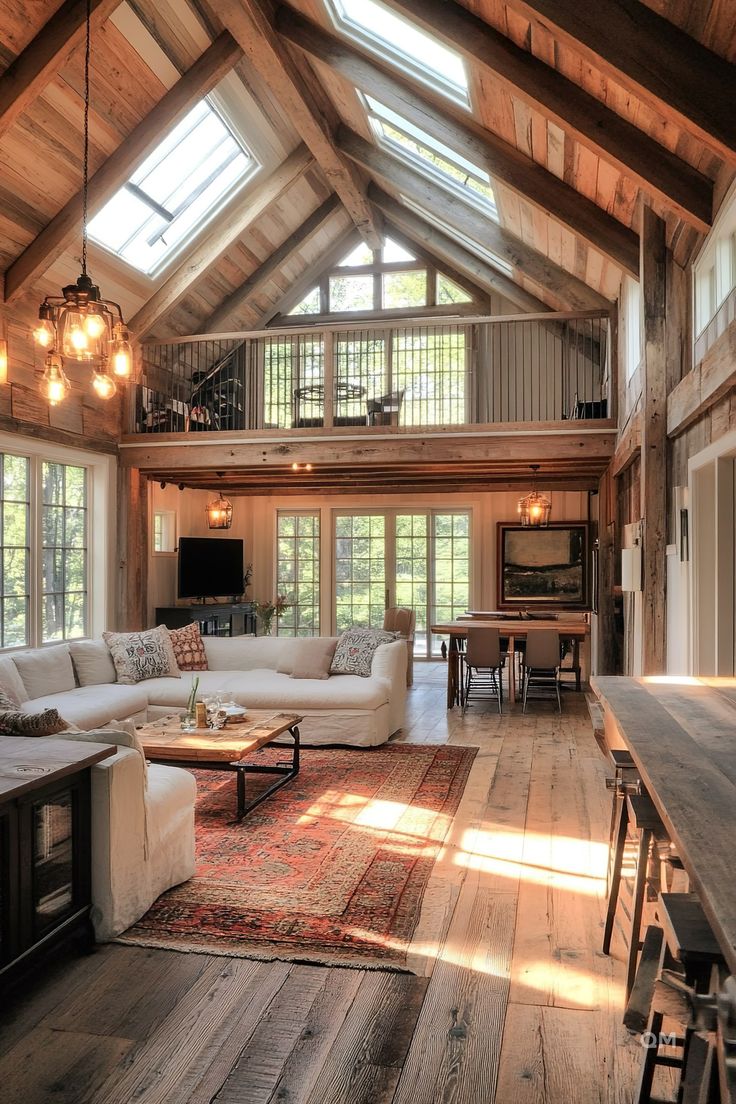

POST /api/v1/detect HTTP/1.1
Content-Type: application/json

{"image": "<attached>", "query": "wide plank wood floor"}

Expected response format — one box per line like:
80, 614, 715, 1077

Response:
0, 665, 642, 1104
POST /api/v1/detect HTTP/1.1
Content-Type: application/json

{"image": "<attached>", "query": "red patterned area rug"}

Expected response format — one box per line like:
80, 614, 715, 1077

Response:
119, 744, 476, 970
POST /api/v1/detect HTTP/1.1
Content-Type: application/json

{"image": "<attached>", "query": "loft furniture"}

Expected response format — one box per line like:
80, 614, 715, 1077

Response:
383, 606, 416, 686
461, 627, 505, 715
137, 711, 302, 822
155, 602, 256, 637
367, 389, 405, 426
292, 382, 367, 427
431, 618, 589, 708
0, 736, 113, 988
521, 629, 562, 712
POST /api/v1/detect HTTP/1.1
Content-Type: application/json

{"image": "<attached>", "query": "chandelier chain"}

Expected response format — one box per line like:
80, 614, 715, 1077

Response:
81, 0, 91, 276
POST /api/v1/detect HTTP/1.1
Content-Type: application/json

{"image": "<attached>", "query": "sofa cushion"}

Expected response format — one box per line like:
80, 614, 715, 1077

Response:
204, 635, 303, 672
69, 639, 117, 687
331, 629, 398, 677
103, 626, 181, 685
23, 684, 149, 731
0, 657, 29, 704
0, 689, 69, 736
13, 644, 76, 700
290, 638, 338, 680
168, 622, 208, 671
144, 668, 390, 711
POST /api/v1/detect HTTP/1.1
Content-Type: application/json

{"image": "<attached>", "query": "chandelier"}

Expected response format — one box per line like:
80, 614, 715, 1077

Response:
33, 0, 132, 405
518, 465, 551, 527
206, 493, 233, 530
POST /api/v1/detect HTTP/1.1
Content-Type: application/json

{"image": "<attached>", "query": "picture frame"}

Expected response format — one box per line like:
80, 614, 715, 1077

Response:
497, 522, 590, 609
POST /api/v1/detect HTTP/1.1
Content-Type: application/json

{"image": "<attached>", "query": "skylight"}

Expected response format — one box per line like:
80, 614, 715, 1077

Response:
400, 195, 514, 277
327, 0, 469, 108
365, 97, 497, 218
88, 99, 257, 275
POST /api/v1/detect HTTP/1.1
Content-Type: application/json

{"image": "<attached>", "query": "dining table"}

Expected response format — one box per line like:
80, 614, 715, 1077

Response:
431, 618, 590, 708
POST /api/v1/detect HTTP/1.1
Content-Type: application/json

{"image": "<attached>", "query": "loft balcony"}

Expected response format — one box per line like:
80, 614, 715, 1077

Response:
121, 311, 615, 493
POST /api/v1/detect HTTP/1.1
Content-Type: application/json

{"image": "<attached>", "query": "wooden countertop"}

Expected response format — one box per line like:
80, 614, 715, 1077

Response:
591, 675, 736, 974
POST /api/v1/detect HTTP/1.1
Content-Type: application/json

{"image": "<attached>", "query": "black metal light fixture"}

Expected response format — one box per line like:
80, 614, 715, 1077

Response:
34, 0, 132, 404
518, 465, 551, 527
206, 487, 233, 530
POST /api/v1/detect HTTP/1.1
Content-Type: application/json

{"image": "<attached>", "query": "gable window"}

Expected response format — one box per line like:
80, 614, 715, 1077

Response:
366, 98, 497, 217
326, 0, 469, 108
88, 99, 257, 275
624, 276, 641, 381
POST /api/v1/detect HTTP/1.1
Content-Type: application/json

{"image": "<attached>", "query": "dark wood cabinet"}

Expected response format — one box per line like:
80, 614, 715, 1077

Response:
0, 738, 113, 994
155, 602, 257, 637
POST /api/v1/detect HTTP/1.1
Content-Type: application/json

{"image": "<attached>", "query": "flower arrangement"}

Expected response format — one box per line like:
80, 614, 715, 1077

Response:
253, 594, 291, 635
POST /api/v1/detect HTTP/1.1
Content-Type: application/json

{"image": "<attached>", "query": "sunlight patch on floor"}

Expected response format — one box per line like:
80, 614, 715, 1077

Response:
456, 826, 608, 896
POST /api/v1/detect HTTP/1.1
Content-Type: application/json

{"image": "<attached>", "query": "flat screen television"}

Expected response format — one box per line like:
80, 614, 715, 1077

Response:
177, 537, 244, 600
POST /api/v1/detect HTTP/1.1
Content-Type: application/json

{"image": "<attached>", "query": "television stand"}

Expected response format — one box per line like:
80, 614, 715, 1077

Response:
155, 602, 257, 636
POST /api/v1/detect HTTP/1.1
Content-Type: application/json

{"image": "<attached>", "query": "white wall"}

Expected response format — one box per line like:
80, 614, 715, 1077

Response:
148, 484, 590, 631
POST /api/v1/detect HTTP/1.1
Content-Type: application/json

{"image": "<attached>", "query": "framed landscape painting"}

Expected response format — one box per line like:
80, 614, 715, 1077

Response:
497, 523, 589, 609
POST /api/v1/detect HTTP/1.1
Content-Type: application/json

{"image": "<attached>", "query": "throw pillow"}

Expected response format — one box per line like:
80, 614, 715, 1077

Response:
0, 689, 69, 737
69, 639, 118, 686
330, 628, 398, 678
103, 626, 181, 685
290, 638, 338, 680
167, 622, 208, 671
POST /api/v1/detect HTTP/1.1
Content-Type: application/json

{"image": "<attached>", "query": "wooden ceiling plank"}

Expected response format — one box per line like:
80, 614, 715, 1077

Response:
216, 0, 382, 249
504, 0, 736, 164
381, 0, 713, 231
339, 127, 611, 311
4, 31, 243, 304
0, 0, 121, 141
204, 194, 341, 331
277, 3, 639, 277
128, 144, 313, 338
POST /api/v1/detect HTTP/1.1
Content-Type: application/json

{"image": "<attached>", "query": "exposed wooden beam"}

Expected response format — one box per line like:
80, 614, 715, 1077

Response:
611, 411, 641, 476
204, 194, 341, 332
339, 127, 611, 312
640, 205, 667, 674
0, 0, 120, 141
216, 0, 381, 249
504, 0, 736, 164
277, 3, 639, 277
667, 320, 736, 437
256, 225, 360, 327
370, 186, 551, 313
129, 144, 313, 339
4, 31, 243, 303
382, 0, 713, 232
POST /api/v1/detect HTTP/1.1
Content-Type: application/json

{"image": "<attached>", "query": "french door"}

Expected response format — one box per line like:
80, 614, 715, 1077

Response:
333, 509, 471, 656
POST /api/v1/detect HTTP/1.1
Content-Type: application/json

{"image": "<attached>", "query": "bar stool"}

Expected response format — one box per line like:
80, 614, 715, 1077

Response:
603, 789, 675, 1000
632, 894, 726, 1104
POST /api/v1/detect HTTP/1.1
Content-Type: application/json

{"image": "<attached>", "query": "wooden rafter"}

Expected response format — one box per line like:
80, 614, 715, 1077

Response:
382, 0, 713, 232
129, 144, 313, 339
215, 0, 382, 249
0, 0, 121, 141
505, 0, 736, 164
276, 3, 639, 278
204, 194, 341, 332
4, 32, 243, 304
338, 127, 611, 312
371, 188, 549, 314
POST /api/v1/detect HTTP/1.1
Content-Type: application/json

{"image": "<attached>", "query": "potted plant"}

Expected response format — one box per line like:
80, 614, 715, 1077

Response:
253, 594, 291, 635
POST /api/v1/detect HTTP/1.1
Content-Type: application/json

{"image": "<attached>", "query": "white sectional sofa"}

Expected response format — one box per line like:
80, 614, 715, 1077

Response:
1, 634, 408, 748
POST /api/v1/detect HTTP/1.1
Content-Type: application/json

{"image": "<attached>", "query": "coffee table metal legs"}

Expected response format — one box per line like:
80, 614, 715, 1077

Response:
233, 725, 300, 822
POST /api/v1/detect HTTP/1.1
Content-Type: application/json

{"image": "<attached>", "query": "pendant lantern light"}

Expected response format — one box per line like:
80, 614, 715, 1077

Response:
206, 493, 233, 530
518, 465, 551, 528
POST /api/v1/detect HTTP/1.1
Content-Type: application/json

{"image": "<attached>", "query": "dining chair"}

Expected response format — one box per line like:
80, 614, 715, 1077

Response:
383, 606, 415, 687
462, 627, 505, 715
521, 628, 562, 712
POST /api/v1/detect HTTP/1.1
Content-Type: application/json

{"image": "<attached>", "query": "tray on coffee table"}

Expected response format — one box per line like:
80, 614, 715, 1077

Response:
136, 710, 302, 821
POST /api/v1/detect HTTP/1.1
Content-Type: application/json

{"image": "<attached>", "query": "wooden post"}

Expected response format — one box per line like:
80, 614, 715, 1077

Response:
117, 467, 148, 631
640, 205, 667, 674
595, 466, 618, 674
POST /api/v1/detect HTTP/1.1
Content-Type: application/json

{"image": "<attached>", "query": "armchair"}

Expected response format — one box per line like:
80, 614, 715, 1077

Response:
367, 389, 405, 426
383, 606, 415, 687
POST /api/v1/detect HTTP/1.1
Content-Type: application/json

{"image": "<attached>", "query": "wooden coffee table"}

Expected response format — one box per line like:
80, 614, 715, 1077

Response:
136, 711, 302, 822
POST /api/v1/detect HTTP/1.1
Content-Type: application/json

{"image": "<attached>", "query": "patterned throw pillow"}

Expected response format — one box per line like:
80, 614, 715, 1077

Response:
0, 688, 69, 736
167, 622, 208, 671
330, 628, 398, 678
103, 625, 181, 685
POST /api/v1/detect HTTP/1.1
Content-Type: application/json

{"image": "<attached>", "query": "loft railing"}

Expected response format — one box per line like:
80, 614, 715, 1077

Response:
133, 310, 610, 434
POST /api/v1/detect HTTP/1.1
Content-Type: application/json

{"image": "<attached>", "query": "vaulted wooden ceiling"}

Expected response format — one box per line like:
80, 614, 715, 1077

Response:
1, 0, 735, 346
